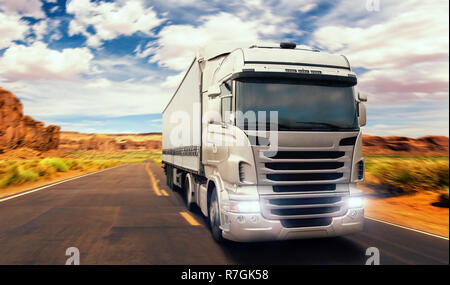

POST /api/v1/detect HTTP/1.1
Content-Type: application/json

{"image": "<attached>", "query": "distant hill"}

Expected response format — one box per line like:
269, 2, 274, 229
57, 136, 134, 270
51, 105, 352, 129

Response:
60, 132, 449, 156
362, 134, 449, 156
58, 132, 161, 152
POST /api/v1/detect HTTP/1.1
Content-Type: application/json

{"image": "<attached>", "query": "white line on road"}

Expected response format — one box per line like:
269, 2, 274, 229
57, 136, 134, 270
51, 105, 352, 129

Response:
0, 165, 126, 203
366, 217, 449, 241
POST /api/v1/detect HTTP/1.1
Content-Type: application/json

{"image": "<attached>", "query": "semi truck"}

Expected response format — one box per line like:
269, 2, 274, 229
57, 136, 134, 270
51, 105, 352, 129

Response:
162, 42, 367, 242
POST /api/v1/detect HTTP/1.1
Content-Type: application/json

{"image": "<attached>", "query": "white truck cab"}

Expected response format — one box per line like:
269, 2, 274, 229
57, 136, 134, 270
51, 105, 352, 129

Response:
162, 42, 367, 242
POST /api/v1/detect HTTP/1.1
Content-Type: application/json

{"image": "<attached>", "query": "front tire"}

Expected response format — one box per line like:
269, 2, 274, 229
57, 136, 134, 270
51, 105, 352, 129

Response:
208, 189, 223, 243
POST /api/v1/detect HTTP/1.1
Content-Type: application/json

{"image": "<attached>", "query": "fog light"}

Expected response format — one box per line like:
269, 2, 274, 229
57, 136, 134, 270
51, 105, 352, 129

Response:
236, 215, 245, 224
250, 215, 259, 223
348, 196, 364, 208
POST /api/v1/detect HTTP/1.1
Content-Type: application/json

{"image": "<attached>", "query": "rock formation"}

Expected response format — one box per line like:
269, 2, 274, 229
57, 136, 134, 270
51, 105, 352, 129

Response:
0, 87, 60, 153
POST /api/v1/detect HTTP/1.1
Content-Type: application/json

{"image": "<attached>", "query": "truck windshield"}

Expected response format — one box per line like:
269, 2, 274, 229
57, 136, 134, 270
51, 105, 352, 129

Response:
235, 78, 359, 131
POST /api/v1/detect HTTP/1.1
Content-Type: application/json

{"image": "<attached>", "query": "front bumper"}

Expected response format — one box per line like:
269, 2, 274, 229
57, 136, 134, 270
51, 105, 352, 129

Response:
221, 207, 364, 242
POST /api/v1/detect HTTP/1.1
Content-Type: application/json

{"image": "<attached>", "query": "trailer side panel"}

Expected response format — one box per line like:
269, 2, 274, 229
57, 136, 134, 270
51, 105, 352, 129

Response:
162, 59, 202, 173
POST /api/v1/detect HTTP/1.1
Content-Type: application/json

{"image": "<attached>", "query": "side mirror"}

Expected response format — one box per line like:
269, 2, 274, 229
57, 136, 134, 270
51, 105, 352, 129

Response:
358, 102, 367, 127
358, 92, 368, 102
206, 84, 221, 97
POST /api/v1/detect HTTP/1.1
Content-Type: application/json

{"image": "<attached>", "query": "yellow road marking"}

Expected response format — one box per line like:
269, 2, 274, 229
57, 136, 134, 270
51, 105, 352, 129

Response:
145, 163, 162, 196
161, 189, 169, 196
179, 211, 201, 226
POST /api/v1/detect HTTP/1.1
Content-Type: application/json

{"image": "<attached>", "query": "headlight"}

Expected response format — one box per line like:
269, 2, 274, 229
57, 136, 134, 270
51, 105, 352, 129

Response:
223, 200, 260, 213
347, 196, 364, 208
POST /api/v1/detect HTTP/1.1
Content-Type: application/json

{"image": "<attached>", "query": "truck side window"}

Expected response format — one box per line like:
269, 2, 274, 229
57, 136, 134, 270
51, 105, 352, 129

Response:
221, 96, 232, 123
220, 81, 232, 123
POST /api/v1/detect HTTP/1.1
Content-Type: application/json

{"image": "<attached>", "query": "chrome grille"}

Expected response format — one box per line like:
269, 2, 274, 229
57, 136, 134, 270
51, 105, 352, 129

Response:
248, 131, 358, 223
260, 192, 348, 220
251, 132, 356, 192
272, 184, 336, 192
265, 162, 344, 170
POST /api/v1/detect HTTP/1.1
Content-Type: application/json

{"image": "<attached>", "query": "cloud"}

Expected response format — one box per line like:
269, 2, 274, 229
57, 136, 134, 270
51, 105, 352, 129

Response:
0, 42, 94, 81
31, 20, 48, 41
141, 9, 301, 71
139, 13, 259, 70
358, 61, 449, 104
28, 19, 63, 44
366, 121, 449, 138
365, 101, 449, 137
0, 0, 45, 18
1, 77, 170, 118
298, 3, 317, 13
311, 0, 449, 107
312, 1, 448, 69
0, 12, 30, 49
0, 9, 62, 50
0, 52, 174, 120
161, 72, 185, 90
66, 0, 165, 47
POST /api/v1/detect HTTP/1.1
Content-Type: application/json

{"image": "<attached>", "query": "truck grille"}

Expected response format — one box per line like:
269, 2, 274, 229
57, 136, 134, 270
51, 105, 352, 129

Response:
265, 162, 344, 170
260, 193, 348, 222
248, 131, 358, 225
272, 206, 340, 216
281, 218, 333, 228
272, 184, 336, 192
252, 135, 354, 191
263, 151, 345, 159
269, 196, 341, 205
267, 173, 343, 181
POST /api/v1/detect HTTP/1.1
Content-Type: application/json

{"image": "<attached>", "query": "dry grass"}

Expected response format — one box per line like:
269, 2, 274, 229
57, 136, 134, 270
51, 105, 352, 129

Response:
364, 155, 449, 205
62, 150, 162, 164
0, 151, 162, 189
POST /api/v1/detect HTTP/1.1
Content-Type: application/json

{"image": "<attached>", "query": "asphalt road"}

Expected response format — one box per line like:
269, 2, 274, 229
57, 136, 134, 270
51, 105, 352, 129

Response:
0, 162, 448, 265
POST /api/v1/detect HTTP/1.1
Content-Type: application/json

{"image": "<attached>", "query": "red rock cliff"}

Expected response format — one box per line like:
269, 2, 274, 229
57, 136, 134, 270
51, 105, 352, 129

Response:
0, 87, 60, 153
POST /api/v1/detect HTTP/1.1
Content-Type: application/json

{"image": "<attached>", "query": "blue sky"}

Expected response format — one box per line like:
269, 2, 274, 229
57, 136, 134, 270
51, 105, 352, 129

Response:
0, 0, 448, 137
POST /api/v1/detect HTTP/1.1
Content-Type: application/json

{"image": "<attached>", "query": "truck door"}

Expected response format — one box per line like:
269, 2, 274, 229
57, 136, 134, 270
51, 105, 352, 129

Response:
205, 82, 233, 165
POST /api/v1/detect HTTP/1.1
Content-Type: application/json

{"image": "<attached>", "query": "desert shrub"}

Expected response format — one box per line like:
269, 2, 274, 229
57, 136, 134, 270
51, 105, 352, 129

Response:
39, 158, 69, 172
33, 163, 56, 176
0, 165, 39, 186
365, 156, 449, 194
15, 168, 39, 183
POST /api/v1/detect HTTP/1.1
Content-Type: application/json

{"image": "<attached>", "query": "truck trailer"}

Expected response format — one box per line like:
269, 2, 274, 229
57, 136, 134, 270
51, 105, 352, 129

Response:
162, 42, 367, 242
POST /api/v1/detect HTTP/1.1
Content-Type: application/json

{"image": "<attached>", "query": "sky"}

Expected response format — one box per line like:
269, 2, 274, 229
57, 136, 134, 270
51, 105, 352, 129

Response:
0, 0, 448, 137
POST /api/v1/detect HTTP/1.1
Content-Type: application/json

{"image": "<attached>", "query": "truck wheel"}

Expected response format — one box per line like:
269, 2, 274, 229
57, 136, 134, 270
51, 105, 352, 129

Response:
166, 165, 173, 190
208, 190, 223, 242
184, 174, 194, 211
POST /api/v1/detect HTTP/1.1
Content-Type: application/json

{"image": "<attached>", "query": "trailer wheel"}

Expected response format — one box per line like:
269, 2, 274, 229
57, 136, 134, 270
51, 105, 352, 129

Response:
165, 165, 173, 190
208, 189, 223, 242
184, 174, 194, 211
